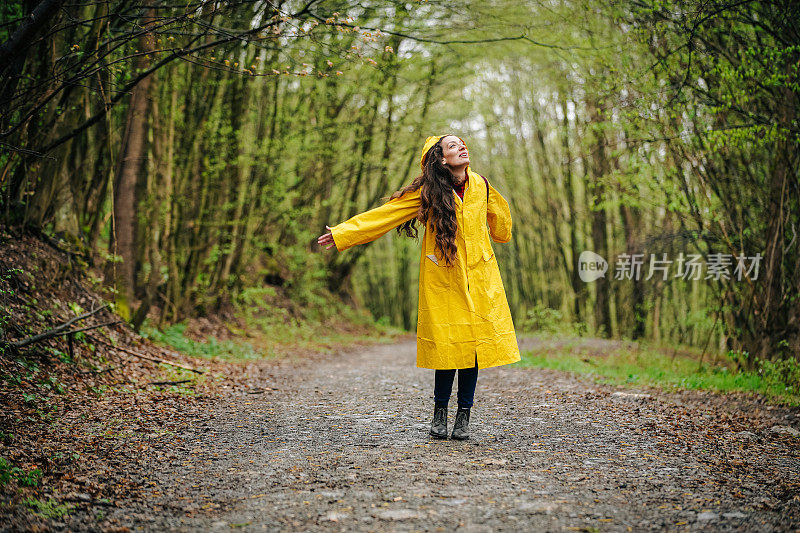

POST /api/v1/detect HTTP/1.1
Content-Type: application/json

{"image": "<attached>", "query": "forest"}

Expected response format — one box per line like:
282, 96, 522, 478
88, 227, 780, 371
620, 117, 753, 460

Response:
1, 0, 799, 530
3, 0, 797, 367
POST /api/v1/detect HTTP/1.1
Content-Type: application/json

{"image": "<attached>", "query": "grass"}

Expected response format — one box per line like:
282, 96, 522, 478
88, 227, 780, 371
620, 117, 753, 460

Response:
23, 497, 73, 519
517, 335, 800, 406
140, 322, 262, 361
140, 292, 406, 363
140, 319, 403, 363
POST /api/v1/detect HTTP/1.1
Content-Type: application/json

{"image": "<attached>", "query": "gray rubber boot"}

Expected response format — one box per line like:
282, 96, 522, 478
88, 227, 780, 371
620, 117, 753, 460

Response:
429, 405, 448, 439
451, 407, 471, 440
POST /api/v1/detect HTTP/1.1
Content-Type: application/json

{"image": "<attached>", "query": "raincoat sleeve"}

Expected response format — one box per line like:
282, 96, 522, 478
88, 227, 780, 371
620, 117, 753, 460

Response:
330, 188, 421, 252
487, 180, 513, 243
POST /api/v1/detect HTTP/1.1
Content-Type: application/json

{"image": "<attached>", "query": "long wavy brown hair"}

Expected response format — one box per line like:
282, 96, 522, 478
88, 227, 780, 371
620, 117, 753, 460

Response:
385, 135, 465, 267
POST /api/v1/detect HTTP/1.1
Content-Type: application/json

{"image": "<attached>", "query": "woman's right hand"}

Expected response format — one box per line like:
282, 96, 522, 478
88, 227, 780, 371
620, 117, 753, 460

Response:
317, 225, 338, 251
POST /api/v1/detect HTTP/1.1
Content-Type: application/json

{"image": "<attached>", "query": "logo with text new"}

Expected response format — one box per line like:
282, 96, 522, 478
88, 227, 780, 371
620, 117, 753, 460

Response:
578, 251, 608, 282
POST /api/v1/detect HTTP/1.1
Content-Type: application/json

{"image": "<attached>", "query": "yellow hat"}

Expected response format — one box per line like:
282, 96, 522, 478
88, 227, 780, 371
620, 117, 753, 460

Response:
419, 134, 467, 170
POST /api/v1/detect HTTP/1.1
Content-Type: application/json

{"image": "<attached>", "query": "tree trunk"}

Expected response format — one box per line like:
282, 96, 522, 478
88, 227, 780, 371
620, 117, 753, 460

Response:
560, 95, 585, 325
587, 99, 613, 338
110, 5, 156, 319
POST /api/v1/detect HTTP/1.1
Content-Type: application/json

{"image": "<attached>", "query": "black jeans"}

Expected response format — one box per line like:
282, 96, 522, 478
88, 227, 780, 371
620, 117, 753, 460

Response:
433, 357, 478, 409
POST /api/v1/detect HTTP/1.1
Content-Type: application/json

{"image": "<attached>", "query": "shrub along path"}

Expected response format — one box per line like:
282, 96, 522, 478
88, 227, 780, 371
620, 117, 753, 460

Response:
35, 338, 800, 531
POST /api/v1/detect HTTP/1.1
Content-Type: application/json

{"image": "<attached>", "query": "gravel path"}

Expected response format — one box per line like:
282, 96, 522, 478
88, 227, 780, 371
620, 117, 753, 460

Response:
87, 338, 798, 532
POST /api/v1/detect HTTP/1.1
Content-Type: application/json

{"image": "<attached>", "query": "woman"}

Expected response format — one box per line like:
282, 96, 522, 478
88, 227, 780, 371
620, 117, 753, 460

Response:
317, 134, 520, 440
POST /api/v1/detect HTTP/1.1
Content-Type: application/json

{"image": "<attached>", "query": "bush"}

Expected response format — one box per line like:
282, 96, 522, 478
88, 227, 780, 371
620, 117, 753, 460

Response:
519, 303, 587, 336
758, 356, 800, 396
726, 349, 800, 398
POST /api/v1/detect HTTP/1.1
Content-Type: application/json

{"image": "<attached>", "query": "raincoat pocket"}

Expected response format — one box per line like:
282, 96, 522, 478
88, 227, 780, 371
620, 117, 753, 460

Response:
424, 252, 450, 293
482, 247, 501, 304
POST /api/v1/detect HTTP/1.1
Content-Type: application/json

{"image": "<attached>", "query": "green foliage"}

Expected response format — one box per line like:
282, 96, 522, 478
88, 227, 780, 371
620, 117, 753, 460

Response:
0, 268, 24, 355
285, 254, 329, 309
755, 354, 800, 397
236, 286, 277, 305
152, 365, 205, 396
725, 349, 752, 369
23, 497, 72, 519
0, 458, 42, 488
87, 385, 107, 396
50, 348, 73, 364
1, 0, 796, 363
40, 375, 66, 395
235, 285, 402, 353
140, 322, 261, 361
50, 451, 81, 464
17, 469, 42, 487
518, 304, 589, 337
1, 371, 23, 387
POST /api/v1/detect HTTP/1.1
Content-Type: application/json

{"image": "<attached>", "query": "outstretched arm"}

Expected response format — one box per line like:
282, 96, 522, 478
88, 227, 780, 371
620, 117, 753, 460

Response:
324, 187, 422, 252
486, 179, 512, 243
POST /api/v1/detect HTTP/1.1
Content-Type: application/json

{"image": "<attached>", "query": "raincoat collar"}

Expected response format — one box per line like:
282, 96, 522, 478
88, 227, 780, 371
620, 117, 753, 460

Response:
454, 169, 471, 205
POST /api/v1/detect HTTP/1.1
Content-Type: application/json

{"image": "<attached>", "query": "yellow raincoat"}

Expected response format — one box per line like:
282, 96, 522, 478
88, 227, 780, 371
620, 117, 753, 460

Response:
330, 139, 521, 370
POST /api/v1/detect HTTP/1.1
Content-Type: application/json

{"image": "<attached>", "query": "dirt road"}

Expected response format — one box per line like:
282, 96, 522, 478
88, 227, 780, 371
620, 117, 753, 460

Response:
71, 338, 799, 531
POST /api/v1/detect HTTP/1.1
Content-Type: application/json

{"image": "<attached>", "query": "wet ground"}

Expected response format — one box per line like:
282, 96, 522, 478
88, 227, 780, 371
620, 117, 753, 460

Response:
62, 338, 800, 531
